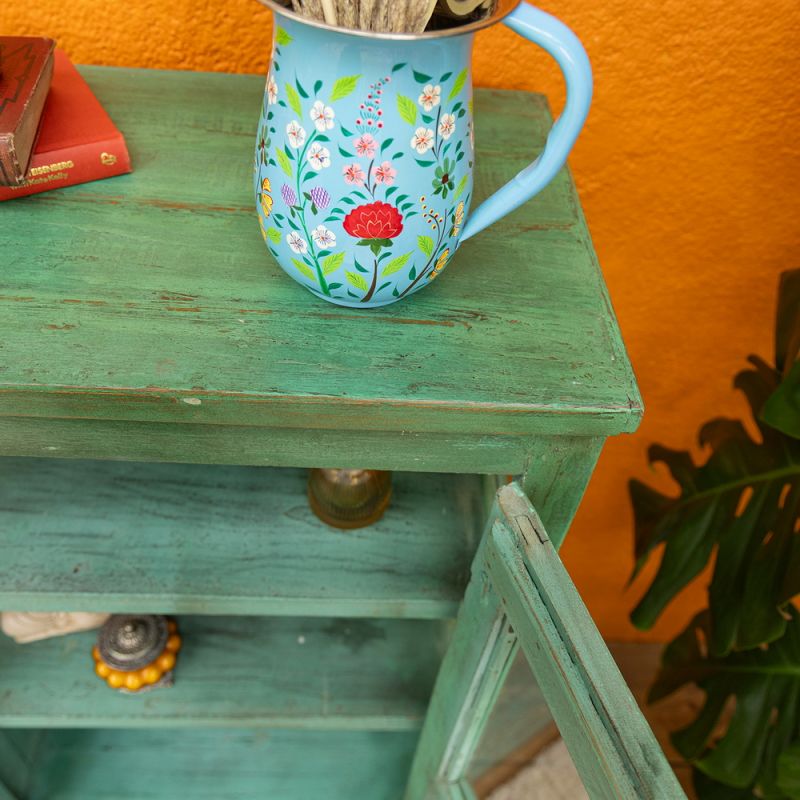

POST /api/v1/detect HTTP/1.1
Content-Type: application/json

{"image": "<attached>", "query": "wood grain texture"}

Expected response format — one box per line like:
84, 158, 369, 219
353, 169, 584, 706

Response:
0, 616, 444, 730
520, 435, 605, 548
0, 67, 641, 473
0, 459, 485, 618
485, 484, 685, 799
26, 729, 418, 799
404, 502, 519, 800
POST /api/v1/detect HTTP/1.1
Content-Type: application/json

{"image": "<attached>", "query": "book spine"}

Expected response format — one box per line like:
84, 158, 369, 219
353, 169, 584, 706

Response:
0, 132, 131, 201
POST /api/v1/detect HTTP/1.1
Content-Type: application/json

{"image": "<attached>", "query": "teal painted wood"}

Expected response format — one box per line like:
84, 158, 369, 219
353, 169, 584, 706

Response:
403, 509, 519, 800
0, 66, 641, 473
26, 729, 418, 800
521, 435, 605, 548
0, 732, 35, 799
405, 441, 603, 797
405, 483, 682, 799
0, 460, 485, 618
0, 418, 544, 472
467, 650, 553, 783
0, 616, 443, 730
485, 484, 685, 799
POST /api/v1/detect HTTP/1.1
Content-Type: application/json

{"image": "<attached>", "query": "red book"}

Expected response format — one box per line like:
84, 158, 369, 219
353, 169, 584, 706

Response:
0, 50, 131, 201
0, 37, 56, 186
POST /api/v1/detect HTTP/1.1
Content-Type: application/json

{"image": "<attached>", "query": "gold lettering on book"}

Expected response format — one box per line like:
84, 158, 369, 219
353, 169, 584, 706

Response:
100, 152, 117, 166
10, 171, 69, 189
28, 160, 74, 177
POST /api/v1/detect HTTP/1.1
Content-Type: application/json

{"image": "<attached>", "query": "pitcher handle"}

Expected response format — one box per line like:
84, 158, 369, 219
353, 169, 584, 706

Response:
460, 3, 593, 241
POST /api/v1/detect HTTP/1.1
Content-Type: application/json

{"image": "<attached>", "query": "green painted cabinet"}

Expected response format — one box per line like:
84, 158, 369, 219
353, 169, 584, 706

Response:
0, 66, 683, 798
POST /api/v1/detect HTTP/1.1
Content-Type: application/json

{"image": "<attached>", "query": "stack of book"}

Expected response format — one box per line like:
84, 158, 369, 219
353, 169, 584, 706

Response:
0, 37, 131, 200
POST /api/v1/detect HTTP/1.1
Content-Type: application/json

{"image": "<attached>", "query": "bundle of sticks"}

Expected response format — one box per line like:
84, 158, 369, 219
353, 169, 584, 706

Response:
280, 0, 495, 32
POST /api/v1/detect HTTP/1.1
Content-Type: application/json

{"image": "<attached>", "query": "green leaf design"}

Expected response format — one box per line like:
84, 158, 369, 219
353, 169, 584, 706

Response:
285, 83, 303, 117
275, 27, 292, 46
345, 271, 369, 291
321, 252, 345, 276
413, 70, 432, 83
649, 610, 800, 797
397, 95, 417, 126
276, 149, 293, 178
447, 68, 468, 101
453, 174, 469, 201
381, 252, 413, 277
417, 235, 433, 258
330, 74, 361, 102
291, 258, 316, 283
266, 227, 282, 244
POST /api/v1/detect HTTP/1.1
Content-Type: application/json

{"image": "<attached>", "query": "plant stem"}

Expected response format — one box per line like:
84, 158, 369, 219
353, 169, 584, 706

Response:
398, 217, 447, 298
668, 465, 800, 512
362, 255, 379, 303
295, 134, 330, 296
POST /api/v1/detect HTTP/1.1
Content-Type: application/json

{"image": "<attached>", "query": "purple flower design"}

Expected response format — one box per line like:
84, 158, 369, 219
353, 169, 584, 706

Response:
281, 184, 297, 206
309, 186, 331, 210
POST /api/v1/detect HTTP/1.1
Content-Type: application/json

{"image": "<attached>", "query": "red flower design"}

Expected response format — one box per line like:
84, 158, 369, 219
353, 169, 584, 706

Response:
343, 201, 404, 241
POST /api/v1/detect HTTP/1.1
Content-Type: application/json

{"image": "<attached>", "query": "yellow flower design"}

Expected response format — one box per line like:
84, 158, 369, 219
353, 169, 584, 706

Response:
429, 248, 450, 281
451, 200, 465, 236
260, 177, 273, 218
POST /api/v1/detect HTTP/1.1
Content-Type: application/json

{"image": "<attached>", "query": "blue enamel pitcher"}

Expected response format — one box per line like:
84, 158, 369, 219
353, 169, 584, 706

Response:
254, 0, 592, 307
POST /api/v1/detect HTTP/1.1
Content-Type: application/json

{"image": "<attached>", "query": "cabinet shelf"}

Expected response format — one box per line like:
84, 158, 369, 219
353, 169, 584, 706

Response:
7, 729, 417, 800
0, 458, 488, 618
0, 616, 444, 730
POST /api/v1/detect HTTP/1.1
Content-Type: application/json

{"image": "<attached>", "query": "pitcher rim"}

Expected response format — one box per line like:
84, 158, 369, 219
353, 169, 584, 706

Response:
257, 0, 520, 41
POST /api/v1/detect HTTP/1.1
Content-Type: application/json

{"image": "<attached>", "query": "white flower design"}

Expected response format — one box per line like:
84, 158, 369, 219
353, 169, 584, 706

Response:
438, 113, 456, 140
267, 75, 278, 105
307, 142, 331, 171
286, 120, 306, 149
310, 100, 335, 132
418, 84, 441, 111
410, 127, 435, 154
286, 231, 308, 254
311, 225, 336, 249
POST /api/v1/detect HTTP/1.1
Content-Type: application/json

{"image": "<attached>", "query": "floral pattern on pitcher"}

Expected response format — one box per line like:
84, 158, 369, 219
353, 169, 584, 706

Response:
255, 24, 474, 306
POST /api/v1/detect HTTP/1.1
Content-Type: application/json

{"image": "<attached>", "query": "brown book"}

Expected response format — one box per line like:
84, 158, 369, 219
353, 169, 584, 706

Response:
0, 36, 56, 186
0, 50, 131, 201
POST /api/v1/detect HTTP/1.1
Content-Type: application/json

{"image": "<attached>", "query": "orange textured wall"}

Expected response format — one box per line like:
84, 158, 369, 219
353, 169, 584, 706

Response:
3, 1, 799, 641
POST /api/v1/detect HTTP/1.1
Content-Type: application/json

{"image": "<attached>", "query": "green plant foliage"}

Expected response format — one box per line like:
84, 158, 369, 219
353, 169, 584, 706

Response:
649, 610, 800, 798
762, 270, 800, 440
631, 269, 800, 799
630, 353, 800, 653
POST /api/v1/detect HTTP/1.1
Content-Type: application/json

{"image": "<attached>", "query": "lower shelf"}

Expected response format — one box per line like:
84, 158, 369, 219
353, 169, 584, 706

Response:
8, 729, 418, 800
0, 616, 445, 730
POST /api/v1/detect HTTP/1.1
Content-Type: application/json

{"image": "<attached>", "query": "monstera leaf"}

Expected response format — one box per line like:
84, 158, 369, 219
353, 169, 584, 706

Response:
649, 610, 800, 798
630, 269, 800, 655
762, 269, 800, 440
630, 352, 800, 655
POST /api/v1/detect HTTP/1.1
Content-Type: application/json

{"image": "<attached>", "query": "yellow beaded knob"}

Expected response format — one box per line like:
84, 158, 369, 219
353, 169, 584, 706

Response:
93, 615, 181, 694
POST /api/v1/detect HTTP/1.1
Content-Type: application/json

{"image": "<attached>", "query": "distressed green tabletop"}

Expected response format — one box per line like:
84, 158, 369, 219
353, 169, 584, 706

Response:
0, 67, 641, 470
